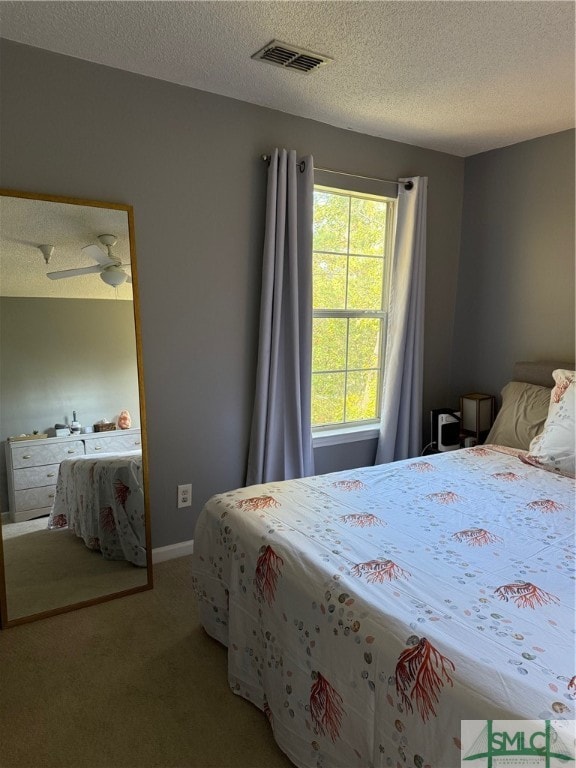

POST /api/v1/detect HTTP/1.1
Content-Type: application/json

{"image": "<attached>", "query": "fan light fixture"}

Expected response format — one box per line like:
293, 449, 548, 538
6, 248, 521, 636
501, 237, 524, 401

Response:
100, 266, 128, 287
38, 244, 55, 264
46, 234, 131, 287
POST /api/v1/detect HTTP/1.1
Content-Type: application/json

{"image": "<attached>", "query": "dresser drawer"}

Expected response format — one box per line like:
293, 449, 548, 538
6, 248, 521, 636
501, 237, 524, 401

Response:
84, 433, 142, 454
13, 464, 61, 491
11, 440, 85, 469
14, 485, 57, 513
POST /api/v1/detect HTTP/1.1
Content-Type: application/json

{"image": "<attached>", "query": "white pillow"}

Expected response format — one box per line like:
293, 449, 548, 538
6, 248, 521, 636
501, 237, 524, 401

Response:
524, 369, 575, 476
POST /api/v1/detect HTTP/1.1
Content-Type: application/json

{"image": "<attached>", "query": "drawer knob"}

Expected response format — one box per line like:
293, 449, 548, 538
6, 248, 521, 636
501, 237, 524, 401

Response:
94, 446, 102, 450
22, 454, 31, 459
67, 449, 75, 454
135, 441, 141, 446
47, 473, 55, 478
48, 493, 55, 499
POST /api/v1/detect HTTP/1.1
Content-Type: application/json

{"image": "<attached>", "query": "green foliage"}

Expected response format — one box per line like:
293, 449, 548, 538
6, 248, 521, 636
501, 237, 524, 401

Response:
312, 372, 345, 425
311, 318, 381, 426
348, 319, 380, 369
312, 187, 390, 427
347, 256, 384, 310
313, 191, 349, 253
313, 253, 346, 309
349, 197, 387, 256
346, 370, 378, 422
312, 318, 346, 371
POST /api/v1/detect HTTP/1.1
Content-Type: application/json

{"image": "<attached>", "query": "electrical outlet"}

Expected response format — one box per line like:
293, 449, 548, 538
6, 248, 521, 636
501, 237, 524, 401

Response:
177, 483, 192, 509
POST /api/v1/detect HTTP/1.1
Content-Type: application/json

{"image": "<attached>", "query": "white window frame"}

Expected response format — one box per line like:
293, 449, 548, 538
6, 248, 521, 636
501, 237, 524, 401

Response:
311, 185, 396, 446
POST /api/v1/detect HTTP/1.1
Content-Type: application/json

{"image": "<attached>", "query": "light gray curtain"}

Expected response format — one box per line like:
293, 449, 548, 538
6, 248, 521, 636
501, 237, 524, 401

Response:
375, 176, 428, 464
246, 149, 315, 486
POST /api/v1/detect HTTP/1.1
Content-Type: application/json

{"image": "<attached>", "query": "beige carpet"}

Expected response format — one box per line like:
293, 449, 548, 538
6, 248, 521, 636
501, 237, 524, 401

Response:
2, 517, 147, 620
0, 555, 295, 768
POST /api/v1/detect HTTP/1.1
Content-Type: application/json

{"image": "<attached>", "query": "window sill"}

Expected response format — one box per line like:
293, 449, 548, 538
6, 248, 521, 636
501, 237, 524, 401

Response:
312, 423, 380, 447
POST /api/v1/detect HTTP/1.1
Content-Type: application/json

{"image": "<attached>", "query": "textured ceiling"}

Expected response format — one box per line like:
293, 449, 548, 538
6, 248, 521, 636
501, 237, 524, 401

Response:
0, 194, 133, 300
0, 1, 574, 157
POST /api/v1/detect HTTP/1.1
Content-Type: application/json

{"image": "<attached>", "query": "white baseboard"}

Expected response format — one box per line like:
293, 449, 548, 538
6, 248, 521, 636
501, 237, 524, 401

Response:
152, 539, 194, 564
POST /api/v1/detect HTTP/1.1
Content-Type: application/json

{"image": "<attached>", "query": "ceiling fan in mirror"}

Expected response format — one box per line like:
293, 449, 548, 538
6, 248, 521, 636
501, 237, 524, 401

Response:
46, 234, 132, 287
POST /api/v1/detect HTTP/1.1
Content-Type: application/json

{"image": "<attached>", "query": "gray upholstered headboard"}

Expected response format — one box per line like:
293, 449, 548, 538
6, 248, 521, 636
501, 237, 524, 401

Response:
513, 360, 575, 388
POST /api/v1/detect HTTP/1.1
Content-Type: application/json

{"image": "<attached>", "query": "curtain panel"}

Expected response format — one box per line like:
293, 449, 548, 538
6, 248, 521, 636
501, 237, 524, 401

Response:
375, 176, 428, 464
246, 149, 315, 486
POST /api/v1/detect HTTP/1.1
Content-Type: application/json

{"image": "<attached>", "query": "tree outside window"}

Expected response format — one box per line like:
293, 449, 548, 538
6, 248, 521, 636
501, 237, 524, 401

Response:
312, 186, 395, 430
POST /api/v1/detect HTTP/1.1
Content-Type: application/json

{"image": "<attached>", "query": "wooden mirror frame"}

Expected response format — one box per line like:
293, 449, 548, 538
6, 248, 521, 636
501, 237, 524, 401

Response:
0, 188, 153, 628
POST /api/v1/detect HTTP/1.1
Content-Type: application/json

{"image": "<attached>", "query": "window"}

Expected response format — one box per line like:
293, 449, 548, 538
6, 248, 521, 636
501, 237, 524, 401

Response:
312, 185, 395, 435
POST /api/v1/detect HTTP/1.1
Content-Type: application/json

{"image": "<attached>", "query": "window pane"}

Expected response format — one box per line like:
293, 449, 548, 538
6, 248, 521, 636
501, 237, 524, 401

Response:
312, 186, 393, 430
347, 256, 384, 310
313, 191, 349, 253
313, 253, 347, 310
347, 318, 381, 370
312, 372, 345, 426
313, 318, 347, 372
349, 198, 387, 256
346, 370, 379, 422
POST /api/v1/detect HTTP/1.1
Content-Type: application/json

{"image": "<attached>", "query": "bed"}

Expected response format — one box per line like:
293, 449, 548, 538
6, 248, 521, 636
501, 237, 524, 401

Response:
191, 364, 575, 768
48, 450, 146, 567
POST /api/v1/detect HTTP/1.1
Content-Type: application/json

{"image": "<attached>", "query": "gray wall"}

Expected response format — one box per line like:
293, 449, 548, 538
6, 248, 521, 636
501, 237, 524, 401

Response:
0, 40, 465, 548
0, 297, 140, 513
452, 130, 575, 399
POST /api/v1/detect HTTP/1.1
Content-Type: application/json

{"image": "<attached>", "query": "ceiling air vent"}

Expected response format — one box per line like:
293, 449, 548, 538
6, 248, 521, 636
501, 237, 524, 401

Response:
252, 40, 332, 74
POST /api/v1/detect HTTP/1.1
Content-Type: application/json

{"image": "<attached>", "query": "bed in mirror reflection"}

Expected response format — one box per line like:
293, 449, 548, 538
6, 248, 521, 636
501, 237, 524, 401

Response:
0, 189, 152, 627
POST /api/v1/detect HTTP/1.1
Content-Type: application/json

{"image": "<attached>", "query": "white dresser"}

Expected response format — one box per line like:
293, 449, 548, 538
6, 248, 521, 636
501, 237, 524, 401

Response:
5, 428, 142, 523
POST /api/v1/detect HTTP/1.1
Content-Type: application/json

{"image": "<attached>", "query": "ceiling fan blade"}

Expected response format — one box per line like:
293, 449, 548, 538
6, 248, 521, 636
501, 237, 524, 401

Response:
82, 244, 114, 266
47, 265, 102, 280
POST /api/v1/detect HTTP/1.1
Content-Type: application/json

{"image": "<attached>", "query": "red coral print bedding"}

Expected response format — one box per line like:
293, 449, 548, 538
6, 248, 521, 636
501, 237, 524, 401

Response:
192, 446, 574, 768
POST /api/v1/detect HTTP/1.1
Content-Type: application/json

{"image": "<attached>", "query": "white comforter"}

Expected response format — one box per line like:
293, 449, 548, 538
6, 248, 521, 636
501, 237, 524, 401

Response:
48, 450, 146, 566
192, 446, 575, 768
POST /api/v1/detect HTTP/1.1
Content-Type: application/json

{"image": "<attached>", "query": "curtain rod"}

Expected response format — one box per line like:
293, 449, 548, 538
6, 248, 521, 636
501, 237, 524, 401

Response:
260, 154, 414, 190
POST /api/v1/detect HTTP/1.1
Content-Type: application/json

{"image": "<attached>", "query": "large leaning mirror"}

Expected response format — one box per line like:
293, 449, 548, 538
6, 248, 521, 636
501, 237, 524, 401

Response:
0, 189, 152, 627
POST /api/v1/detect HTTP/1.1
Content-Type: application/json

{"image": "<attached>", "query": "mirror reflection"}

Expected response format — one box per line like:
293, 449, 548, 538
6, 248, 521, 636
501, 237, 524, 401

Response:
0, 191, 151, 625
